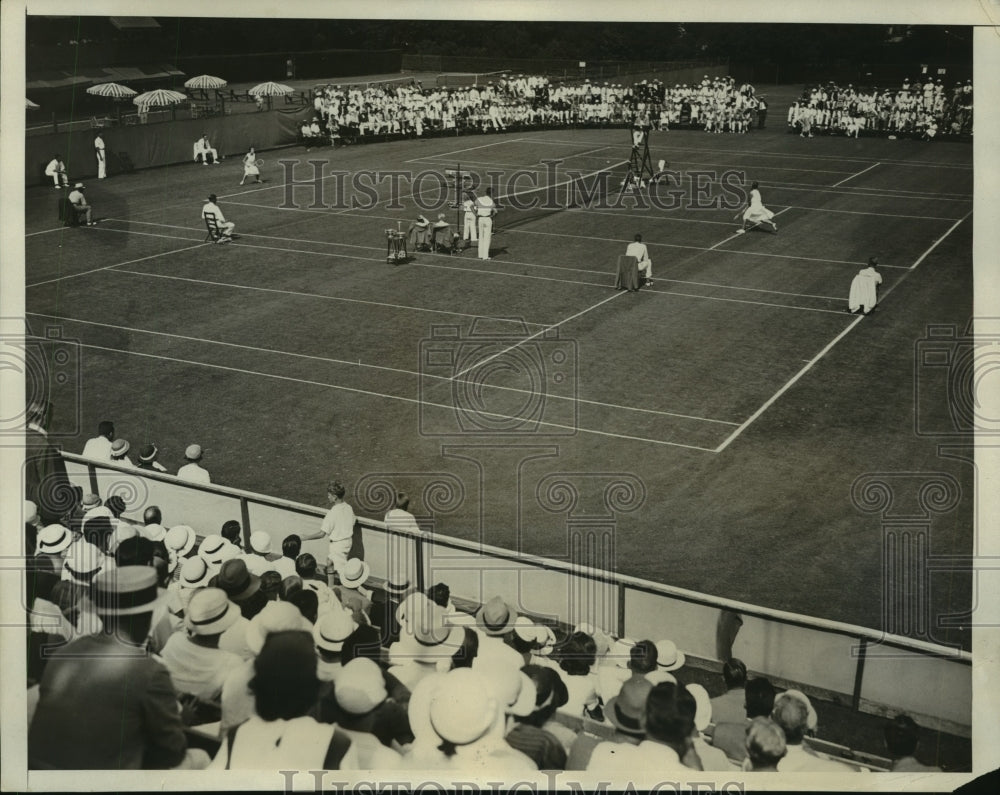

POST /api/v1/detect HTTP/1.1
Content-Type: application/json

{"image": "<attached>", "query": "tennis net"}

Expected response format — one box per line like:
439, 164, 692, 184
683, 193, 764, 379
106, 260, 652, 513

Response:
491, 160, 630, 232
435, 71, 510, 89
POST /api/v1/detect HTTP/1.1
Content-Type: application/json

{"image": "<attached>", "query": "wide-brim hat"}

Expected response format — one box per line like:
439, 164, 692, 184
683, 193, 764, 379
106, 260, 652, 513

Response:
165, 524, 197, 557
429, 668, 497, 745
111, 439, 130, 457
90, 566, 162, 616
605, 675, 653, 736
654, 639, 686, 672
339, 557, 370, 589
246, 600, 312, 655
475, 595, 518, 636
198, 534, 228, 565
81, 493, 102, 510
37, 524, 73, 555
313, 606, 358, 653
179, 556, 213, 589
217, 558, 261, 602
138, 444, 158, 463
334, 657, 388, 715
62, 541, 105, 584
249, 531, 272, 555
185, 587, 240, 636
142, 523, 167, 543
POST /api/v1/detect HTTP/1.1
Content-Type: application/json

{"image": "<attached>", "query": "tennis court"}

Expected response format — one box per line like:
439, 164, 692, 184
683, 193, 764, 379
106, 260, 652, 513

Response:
24, 121, 973, 639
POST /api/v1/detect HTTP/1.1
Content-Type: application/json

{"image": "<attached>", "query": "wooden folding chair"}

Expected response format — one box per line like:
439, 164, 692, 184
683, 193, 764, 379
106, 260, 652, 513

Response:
203, 213, 228, 243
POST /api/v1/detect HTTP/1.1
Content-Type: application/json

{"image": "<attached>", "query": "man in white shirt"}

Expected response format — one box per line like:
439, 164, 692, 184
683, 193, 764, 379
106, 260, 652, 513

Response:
475, 187, 497, 261
461, 189, 478, 249
202, 194, 235, 241
772, 691, 861, 772
625, 233, 653, 285
67, 183, 95, 226
94, 134, 106, 179
195, 134, 220, 165
302, 480, 356, 583
45, 155, 69, 188
81, 421, 115, 461
177, 444, 212, 484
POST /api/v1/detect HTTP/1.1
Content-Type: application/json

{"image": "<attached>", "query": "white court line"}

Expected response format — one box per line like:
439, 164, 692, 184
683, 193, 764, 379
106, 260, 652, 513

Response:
709, 208, 790, 251
26, 227, 68, 238
451, 291, 626, 380
108, 268, 552, 327
405, 138, 523, 164
525, 138, 973, 169
26, 241, 210, 288
831, 162, 881, 188
56, 339, 719, 451
909, 211, 972, 270
26, 311, 736, 426
714, 211, 971, 453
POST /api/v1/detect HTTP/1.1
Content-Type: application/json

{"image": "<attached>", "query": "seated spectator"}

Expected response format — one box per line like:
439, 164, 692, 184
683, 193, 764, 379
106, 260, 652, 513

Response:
241, 531, 277, 576
389, 595, 464, 691
313, 606, 359, 682
335, 557, 373, 625
164, 524, 197, 580
136, 443, 168, 472
296, 552, 337, 610
159, 587, 242, 701
221, 520, 243, 550
198, 534, 237, 570
194, 134, 220, 165
384, 490, 421, 533
289, 588, 319, 624
505, 616, 546, 665
711, 658, 748, 724
744, 716, 787, 772
276, 534, 301, 578
178, 443, 212, 483
686, 683, 738, 771
29, 567, 208, 769
258, 570, 282, 600
883, 714, 942, 772
219, 601, 313, 734
45, 154, 69, 188
605, 682, 700, 773
216, 558, 267, 659
81, 421, 115, 461
474, 595, 521, 658
547, 630, 601, 719
61, 540, 105, 586
506, 664, 571, 770
771, 690, 859, 772
67, 183, 96, 226
653, 638, 686, 681
577, 674, 651, 770
209, 630, 359, 770
407, 214, 431, 250
370, 572, 411, 646
80, 514, 114, 552
109, 438, 134, 467
34, 523, 74, 576
707, 676, 775, 763
426, 667, 537, 773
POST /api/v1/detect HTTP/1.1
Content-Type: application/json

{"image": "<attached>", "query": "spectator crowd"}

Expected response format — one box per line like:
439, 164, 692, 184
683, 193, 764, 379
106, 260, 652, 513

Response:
302, 73, 768, 144
20, 413, 950, 774
787, 77, 973, 139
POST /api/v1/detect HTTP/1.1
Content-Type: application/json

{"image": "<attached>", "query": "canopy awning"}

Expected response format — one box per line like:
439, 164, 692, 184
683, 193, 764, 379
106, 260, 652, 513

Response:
27, 63, 183, 91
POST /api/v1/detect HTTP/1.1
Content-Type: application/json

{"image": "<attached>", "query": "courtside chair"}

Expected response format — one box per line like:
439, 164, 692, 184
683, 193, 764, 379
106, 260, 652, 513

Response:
203, 213, 229, 243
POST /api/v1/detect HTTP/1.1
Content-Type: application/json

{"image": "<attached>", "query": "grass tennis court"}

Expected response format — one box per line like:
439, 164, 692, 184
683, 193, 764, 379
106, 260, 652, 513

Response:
25, 101, 973, 646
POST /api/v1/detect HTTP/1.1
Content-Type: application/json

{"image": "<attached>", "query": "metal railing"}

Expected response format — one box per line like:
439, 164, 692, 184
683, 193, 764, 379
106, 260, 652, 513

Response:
58, 451, 971, 736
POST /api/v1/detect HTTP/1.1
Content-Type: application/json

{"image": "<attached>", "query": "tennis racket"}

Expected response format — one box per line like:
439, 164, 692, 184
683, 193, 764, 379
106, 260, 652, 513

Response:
254, 159, 264, 167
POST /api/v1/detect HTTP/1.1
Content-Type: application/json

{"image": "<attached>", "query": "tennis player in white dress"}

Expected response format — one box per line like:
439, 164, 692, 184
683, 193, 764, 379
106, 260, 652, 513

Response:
737, 181, 777, 234
240, 147, 262, 185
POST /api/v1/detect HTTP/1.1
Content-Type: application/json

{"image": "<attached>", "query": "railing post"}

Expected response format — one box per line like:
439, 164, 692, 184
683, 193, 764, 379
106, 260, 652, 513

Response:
88, 463, 99, 497
617, 581, 627, 639
239, 496, 252, 549
852, 636, 868, 711
414, 532, 425, 593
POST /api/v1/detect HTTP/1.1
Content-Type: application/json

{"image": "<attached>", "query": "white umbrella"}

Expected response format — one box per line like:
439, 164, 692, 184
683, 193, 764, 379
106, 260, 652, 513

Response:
26, 98, 40, 109
132, 88, 188, 107
248, 81, 295, 97
184, 74, 228, 90
86, 82, 137, 99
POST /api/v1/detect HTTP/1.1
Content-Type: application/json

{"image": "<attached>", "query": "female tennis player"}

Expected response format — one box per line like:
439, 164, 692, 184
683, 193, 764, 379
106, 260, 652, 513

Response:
736, 181, 777, 234
240, 146, 263, 185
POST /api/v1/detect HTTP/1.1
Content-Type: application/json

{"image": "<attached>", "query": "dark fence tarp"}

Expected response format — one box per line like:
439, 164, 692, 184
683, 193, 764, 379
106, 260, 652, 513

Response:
25, 108, 311, 184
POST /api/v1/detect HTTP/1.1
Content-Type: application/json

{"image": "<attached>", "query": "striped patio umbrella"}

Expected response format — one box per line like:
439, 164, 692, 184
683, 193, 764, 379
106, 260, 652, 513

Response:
184, 74, 228, 90
26, 98, 40, 109
248, 81, 295, 96
86, 82, 137, 99
132, 88, 188, 107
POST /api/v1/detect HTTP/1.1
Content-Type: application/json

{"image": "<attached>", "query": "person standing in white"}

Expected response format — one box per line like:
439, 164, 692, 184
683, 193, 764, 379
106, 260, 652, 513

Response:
94, 134, 107, 179
624, 233, 653, 285
462, 189, 478, 250
737, 181, 777, 234
302, 480, 356, 585
476, 187, 496, 261
177, 444, 212, 484
849, 257, 883, 315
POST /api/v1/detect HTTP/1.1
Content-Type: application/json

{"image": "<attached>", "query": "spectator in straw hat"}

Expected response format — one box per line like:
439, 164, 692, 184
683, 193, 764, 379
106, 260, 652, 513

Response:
29, 567, 208, 769
475, 595, 520, 659
67, 183, 96, 225
507, 664, 572, 769
505, 616, 546, 665
313, 606, 359, 682
178, 444, 211, 484
61, 540, 105, 586
319, 657, 413, 753
165, 524, 197, 571
389, 596, 465, 691
35, 523, 74, 575
427, 667, 537, 772
652, 638, 686, 681
136, 443, 167, 473
198, 534, 235, 570
241, 531, 277, 576
160, 587, 242, 701
335, 557, 373, 625
109, 438, 134, 468
579, 674, 652, 771
209, 631, 359, 771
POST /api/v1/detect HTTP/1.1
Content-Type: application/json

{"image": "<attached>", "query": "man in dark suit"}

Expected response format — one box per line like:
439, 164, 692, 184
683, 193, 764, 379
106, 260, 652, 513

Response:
24, 400, 72, 524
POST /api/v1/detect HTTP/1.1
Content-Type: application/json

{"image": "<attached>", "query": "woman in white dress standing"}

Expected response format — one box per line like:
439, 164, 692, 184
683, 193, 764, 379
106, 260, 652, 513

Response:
737, 181, 778, 234
240, 146, 262, 186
